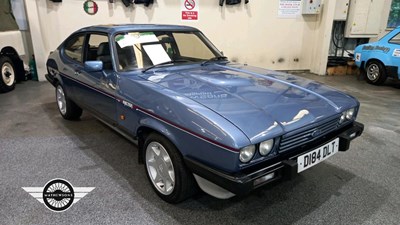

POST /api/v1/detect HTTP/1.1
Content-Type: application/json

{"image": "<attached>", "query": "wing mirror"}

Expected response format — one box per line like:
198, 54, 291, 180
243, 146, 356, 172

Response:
84, 61, 103, 72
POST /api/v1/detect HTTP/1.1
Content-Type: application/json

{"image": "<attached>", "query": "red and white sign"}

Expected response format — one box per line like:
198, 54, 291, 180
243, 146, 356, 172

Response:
181, 0, 199, 21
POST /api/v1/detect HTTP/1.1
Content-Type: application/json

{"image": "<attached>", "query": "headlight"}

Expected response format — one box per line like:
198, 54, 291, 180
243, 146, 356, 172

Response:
346, 108, 355, 120
339, 113, 346, 124
239, 145, 255, 163
339, 108, 356, 124
259, 139, 274, 156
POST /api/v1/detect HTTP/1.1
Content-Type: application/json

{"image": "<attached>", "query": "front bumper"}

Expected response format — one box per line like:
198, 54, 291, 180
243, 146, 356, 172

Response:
185, 121, 364, 196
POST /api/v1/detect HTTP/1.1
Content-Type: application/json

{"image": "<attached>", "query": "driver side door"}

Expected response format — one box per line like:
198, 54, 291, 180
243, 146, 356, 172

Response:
74, 32, 118, 124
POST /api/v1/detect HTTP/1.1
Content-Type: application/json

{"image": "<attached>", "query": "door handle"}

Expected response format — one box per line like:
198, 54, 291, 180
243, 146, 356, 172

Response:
108, 82, 117, 90
74, 71, 81, 76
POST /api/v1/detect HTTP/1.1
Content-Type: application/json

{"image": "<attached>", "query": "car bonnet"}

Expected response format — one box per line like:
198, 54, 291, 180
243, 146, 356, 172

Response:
139, 64, 359, 144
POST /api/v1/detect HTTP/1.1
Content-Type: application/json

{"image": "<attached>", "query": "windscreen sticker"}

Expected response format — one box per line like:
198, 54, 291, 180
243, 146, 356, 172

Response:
393, 49, 400, 57
116, 32, 159, 48
142, 44, 171, 65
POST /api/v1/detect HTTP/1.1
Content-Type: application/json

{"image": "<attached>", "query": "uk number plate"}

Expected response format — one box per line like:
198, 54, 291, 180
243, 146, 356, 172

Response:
297, 138, 339, 173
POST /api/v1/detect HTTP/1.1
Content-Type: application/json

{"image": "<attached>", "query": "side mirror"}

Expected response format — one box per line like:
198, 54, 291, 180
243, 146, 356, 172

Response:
84, 61, 103, 72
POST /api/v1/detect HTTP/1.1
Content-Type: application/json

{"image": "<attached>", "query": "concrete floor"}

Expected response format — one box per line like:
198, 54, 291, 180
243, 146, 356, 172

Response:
0, 74, 399, 225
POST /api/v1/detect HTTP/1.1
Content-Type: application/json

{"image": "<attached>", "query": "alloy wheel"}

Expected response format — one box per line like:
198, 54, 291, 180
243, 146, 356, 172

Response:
366, 63, 380, 81
56, 86, 67, 115
145, 141, 175, 195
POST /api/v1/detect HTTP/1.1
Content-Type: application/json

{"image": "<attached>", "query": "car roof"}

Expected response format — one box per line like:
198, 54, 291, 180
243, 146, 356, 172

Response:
76, 24, 200, 34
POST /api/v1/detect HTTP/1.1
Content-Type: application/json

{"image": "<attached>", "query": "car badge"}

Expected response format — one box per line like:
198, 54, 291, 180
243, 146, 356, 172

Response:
311, 129, 322, 138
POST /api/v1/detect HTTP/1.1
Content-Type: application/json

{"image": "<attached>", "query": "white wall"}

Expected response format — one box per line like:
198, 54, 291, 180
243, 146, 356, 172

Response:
25, 0, 333, 81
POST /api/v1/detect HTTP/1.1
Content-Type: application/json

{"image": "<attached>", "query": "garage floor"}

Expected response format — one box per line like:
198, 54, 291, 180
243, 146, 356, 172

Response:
1, 73, 400, 225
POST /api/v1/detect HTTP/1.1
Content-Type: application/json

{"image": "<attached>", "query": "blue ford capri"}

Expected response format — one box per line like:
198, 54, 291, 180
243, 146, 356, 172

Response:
354, 26, 400, 85
46, 24, 364, 203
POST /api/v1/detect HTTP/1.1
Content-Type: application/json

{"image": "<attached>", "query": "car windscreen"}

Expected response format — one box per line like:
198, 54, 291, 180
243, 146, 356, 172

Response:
114, 31, 222, 71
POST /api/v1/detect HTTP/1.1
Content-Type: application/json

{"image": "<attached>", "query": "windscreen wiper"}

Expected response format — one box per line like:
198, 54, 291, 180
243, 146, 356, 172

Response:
201, 56, 228, 66
142, 59, 189, 73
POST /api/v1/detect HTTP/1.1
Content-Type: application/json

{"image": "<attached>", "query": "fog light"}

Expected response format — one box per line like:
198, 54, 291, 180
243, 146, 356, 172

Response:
254, 172, 275, 186
350, 132, 357, 139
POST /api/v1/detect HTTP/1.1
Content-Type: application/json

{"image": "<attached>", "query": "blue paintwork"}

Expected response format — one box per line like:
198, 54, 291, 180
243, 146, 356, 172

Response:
47, 24, 361, 173
354, 26, 400, 79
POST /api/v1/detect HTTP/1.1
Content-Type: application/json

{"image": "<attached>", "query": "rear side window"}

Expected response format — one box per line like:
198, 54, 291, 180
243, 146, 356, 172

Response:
64, 35, 85, 63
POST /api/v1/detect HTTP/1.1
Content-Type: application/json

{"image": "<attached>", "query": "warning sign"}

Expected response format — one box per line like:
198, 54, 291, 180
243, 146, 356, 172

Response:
181, 0, 199, 21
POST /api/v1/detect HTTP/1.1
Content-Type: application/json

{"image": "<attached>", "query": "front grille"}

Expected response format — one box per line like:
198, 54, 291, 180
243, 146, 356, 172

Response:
279, 116, 340, 153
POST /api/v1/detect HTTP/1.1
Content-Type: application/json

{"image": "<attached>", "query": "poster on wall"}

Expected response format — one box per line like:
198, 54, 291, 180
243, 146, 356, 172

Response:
181, 0, 199, 21
278, 0, 301, 18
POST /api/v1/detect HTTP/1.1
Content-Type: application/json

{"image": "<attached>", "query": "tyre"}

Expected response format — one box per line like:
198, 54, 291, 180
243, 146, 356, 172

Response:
56, 84, 83, 120
144, 133, 197, 203
0, 56, 16, 93
365, 60, 387, 85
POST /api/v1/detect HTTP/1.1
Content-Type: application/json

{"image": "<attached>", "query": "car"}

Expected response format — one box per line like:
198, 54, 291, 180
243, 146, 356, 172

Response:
0, 30, 26, 94
46, 24, 364, 203
354, 26, 400, 85
0, 0, 27, 93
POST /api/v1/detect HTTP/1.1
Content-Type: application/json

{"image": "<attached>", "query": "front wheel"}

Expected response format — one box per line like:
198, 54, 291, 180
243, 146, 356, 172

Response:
56, 84, 82, 120
144, 133, 197, 203
0, 56, 16, 93
365, 60, 387, 85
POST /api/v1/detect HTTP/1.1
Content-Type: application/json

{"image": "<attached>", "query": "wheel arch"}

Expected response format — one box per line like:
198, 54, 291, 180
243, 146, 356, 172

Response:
1, 46, 19, 56
136, 121, 182, 165
46, 58, 61, 86
365, 58, 385, 67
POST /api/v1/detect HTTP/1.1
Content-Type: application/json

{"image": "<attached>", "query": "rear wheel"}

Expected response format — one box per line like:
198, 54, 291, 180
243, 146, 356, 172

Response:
144, 133, 197, 203
365, 60, 387, 85
56, 84, 82, 120
0, 56, 16, 93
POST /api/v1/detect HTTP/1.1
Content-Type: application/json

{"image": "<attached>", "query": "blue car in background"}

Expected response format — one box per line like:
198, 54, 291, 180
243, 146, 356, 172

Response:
354, 26, 400, 85
46, 24, 364, 203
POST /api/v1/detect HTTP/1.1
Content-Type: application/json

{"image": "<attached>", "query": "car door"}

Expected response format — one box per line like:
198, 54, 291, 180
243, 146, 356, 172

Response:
75, 32, 118, 124
60, 33, 86, 101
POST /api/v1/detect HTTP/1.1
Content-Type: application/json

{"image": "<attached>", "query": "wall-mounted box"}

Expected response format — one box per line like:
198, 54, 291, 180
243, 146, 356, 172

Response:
302, 0, 322, 15
334, 0, 350, 21
345, 0, 385, 38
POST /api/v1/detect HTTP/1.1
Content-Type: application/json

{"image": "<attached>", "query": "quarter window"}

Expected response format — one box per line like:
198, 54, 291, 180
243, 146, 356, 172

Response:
389, 32, 400, 45
64, 35, 85, 63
